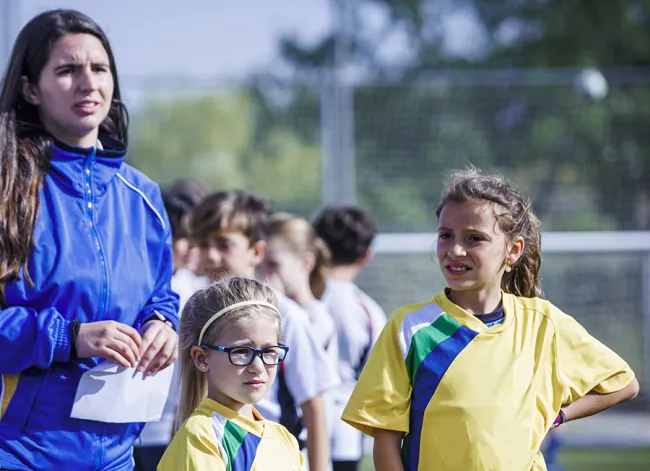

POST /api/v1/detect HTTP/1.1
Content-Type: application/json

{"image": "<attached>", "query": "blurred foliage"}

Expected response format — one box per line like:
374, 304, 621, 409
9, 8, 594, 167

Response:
129, 89, 321, 216
129, 0, 650, 230
274, 0, 650, 231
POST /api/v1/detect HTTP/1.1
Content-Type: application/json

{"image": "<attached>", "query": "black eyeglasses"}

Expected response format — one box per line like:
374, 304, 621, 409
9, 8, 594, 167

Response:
200, 344, 289, 366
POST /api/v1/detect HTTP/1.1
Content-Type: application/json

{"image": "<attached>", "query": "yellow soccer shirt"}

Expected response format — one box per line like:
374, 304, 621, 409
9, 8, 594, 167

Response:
158, 397, 306, 471
342, 290, 635, 471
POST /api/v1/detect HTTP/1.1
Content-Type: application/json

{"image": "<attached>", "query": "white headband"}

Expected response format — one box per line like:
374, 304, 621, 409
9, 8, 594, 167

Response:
198, 300, 281, 346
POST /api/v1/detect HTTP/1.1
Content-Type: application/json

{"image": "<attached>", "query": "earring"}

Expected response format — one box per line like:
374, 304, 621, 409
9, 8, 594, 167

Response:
200, 365, 207, 371
505, 265, 512, 273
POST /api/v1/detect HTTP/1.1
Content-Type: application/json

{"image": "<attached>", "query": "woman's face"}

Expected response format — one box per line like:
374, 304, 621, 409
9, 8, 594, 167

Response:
24, 33, 114, 148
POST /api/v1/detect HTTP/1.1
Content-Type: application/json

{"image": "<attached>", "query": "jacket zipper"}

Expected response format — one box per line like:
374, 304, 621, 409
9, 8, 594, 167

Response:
84, 151, 109, 320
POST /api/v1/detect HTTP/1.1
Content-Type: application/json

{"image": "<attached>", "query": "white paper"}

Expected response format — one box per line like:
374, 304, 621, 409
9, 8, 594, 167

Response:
71, 361, 174, 423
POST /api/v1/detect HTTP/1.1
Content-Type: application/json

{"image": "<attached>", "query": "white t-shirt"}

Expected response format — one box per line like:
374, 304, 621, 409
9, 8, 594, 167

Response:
302, 298, 340, 452
321, 279, 386, 460
303, 299, 339, 366
172, 268, 210, 311
255, 292, 340, 444
137, 269, 208, 446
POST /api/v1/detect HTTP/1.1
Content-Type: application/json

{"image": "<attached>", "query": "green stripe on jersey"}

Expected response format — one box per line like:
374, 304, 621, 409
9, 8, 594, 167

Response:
404, 313, 461, 386
221, 420, 247, 471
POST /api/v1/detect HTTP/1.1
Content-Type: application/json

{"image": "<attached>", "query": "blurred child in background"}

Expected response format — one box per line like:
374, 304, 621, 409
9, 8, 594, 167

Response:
313, 206, 387, 471
163, 178, 210, 306
258, 212, 338, 363
257, 212, 340, 466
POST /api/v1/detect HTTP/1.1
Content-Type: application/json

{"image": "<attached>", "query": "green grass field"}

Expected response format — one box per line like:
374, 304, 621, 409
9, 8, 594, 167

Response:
358, 448, 650, 470
556, 448, 650, 471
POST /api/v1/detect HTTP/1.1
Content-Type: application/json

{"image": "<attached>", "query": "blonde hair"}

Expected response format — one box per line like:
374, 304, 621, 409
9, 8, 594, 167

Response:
173, 276, 281, 432
267, 212, 331, 299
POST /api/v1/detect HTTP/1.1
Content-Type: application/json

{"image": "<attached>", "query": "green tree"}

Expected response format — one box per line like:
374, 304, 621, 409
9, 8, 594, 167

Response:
128, 88, 321, 215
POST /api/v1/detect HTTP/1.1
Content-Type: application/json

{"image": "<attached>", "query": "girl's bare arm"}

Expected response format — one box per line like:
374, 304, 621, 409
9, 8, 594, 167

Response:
373, 428, 405, 471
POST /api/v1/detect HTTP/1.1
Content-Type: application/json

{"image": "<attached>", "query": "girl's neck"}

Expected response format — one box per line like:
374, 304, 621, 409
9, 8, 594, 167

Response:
327, 264, 360, 283
207, 390, 256, 421
447, 286, 502, 315
235, 403, 256, 421
288, 282, 316, 307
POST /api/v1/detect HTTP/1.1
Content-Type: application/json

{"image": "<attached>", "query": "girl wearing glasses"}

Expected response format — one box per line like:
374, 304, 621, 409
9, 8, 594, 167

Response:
158, 276, 305, 470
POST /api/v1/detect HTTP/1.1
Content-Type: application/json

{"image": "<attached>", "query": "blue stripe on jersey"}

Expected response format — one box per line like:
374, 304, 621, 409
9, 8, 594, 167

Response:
232, 433, 262, 471
403, 325, 479, 471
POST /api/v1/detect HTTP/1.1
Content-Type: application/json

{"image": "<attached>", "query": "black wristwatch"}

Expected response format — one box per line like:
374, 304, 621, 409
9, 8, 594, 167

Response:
69, 318, 82, 360
143, 310, 175, 330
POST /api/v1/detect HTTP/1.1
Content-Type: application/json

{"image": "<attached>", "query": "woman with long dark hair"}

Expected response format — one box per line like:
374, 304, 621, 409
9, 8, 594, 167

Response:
0, 10, 179, 470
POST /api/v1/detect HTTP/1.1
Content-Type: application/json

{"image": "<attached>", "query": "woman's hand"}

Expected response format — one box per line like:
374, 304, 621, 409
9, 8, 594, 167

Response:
75, 321, 143, 368
137, 320, 179, 376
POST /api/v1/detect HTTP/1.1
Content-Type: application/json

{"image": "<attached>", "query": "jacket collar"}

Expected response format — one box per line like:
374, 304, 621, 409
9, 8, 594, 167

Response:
48, 134, 127, 196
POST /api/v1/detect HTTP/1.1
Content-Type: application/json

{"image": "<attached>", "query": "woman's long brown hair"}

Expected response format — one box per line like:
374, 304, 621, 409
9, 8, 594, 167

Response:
0, 10, 128, 287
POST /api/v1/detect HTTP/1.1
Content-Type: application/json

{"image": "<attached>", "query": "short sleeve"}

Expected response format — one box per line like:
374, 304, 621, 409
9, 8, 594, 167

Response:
553, 309, 635, 405
158, 422, 226, 471
286, 426, 308, 470
341, 311, 411, 437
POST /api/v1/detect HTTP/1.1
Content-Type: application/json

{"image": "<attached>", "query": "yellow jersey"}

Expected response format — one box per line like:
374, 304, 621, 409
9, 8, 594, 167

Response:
342, 290, 635, 470
158, 397, 305, 471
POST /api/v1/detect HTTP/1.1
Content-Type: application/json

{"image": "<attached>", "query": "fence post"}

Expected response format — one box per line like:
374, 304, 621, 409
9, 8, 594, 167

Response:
320, 0, 356, 206
641, 251, 650, 397
320, 82, 356, 206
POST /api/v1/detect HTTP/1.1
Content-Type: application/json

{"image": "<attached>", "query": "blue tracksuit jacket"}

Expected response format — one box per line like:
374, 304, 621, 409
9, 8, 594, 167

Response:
0, 136, 179, 471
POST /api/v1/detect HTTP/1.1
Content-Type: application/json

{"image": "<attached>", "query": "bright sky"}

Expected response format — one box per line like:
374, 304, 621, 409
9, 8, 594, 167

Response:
7, 0, 334, 79
6, 0, 483, 77
1, 0, 481, 107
